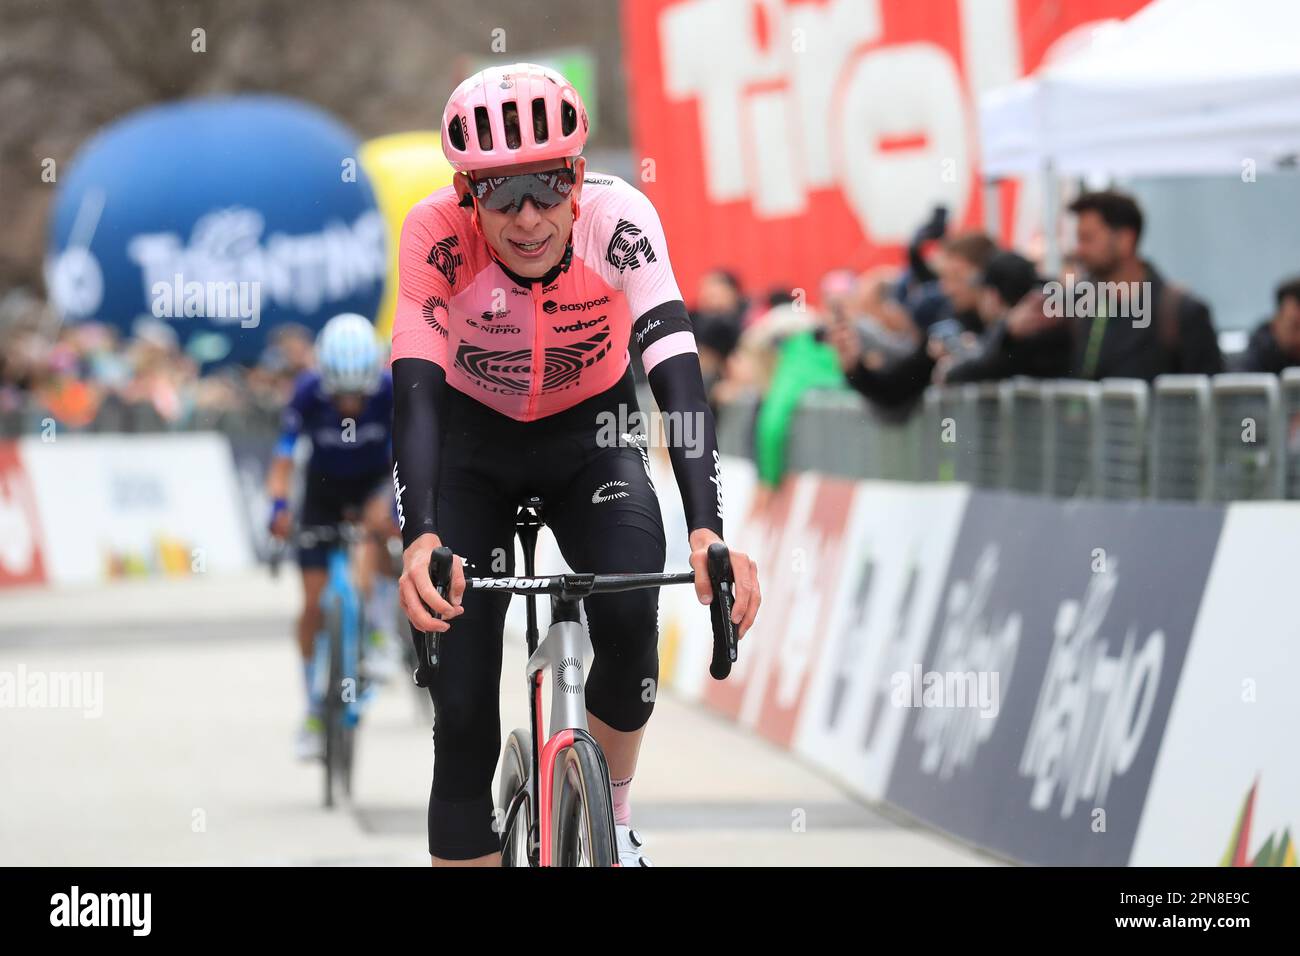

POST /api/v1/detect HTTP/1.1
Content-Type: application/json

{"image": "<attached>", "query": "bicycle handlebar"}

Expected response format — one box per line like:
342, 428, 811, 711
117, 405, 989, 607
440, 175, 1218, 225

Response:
409, 543, 740, 686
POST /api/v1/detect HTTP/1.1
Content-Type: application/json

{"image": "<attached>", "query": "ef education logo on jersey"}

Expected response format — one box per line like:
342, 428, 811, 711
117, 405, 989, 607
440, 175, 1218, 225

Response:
50, 886, 151, 936
427, 235, 462, 284
606, 219, 656, 272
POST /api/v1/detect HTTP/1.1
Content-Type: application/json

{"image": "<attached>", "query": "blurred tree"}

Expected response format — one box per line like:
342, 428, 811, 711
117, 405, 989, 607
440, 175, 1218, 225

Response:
0, 0, 628, 296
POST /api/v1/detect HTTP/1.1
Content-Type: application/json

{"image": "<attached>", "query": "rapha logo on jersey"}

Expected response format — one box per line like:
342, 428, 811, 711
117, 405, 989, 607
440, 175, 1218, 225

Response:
510, 287, 528, 296
427, 235, 462, 284
635, 318, 662, 346
421, 295, 449, 338
592, 480, 630, 504
606, 219, 657, 272
553, 316, 605, 333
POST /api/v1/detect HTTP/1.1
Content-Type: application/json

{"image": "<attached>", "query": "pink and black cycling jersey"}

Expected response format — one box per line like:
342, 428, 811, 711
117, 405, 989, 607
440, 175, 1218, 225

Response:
389, 172, 724, 542
392, 173, 696, 421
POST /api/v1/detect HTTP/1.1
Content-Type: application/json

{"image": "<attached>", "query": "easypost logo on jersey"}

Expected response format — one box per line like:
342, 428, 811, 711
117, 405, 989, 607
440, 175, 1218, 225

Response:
543, 296, 609, 314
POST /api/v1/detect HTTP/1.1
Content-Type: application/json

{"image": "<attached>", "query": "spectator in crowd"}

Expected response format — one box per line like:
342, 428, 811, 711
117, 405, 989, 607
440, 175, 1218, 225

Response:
1236, 276, 1300, 373
892, 206, 951, 332
728, 279, 848, 497
1067, 191, 1223, 380
691, 269, 747, 401
834, 231, 998, 410
938, 251, 1073, 383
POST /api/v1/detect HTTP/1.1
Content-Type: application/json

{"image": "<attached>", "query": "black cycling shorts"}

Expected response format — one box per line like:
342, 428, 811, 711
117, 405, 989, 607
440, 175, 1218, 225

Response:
425, 368, 666, 860
296, 467, 390, 569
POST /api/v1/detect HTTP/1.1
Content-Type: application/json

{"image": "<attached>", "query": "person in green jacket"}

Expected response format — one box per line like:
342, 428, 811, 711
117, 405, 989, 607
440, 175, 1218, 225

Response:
753, 306, 849, 488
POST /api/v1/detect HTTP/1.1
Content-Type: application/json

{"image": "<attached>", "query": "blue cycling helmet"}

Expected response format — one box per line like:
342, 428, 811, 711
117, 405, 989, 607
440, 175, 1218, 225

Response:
315, 313, 381, 395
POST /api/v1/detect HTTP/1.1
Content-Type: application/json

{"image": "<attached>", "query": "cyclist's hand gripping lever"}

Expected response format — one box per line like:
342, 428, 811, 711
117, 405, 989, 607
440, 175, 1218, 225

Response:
410, 546, 454, 688
706, 542, 739, 680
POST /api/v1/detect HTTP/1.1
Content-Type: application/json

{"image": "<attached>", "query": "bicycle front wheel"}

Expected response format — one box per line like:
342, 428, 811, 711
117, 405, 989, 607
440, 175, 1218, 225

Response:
553, 738, 616, 867
498, 728, 534, 867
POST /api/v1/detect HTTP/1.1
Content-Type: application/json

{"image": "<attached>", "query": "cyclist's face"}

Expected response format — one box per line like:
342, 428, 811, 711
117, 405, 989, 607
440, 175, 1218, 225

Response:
468, 157, 585, 278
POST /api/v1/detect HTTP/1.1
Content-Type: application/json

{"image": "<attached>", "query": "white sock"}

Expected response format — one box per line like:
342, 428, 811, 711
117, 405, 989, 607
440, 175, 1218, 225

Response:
611, 774, 633, 827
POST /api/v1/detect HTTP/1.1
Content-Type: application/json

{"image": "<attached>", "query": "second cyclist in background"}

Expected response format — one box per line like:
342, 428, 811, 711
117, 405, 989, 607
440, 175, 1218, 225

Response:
267, 313, 403, 760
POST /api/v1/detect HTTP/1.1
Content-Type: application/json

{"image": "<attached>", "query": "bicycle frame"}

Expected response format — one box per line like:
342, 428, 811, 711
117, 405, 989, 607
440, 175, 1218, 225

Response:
504, 503, 618, 866
303, 524, 376, 733
322, 542, 365, 728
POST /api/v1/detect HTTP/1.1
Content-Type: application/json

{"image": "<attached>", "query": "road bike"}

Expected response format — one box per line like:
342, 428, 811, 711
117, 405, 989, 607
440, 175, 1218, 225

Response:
273, 522, 377, 809
408, 495, 738, 866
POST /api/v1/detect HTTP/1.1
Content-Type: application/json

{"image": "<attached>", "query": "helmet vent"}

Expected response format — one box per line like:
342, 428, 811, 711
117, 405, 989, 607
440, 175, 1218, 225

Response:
447, 115, 466, 151
532, 98, 549, 143
502, 101, 521, 149
474, 106, 493, 150
560, 101, 578, 137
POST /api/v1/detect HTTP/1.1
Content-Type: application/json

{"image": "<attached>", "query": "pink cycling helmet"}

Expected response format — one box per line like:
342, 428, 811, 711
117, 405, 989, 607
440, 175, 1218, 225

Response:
441, 63, 589, 173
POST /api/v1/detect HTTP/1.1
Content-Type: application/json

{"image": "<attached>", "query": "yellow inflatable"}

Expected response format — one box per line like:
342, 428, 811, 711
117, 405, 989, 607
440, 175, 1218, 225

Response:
358, 131, 455, 339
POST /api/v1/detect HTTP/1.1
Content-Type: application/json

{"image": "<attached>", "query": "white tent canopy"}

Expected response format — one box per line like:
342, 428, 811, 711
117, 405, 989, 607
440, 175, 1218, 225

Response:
980, 0, 1300, 178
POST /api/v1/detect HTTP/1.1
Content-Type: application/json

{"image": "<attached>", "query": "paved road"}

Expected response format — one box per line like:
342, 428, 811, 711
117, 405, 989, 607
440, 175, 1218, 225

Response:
0, 572, 995, 866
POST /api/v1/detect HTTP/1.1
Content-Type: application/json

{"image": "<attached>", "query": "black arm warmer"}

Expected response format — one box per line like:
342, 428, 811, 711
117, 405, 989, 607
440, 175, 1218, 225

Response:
391, 357, 447, 549
634, 300, 725, 538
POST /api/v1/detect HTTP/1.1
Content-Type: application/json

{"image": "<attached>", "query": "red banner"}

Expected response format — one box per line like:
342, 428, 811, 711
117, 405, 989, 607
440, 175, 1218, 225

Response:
622, 0, 1147, 307
0, 442, 47, 588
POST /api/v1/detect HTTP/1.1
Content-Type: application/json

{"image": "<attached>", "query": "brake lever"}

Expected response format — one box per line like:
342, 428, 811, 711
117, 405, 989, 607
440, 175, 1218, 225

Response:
410, 546, 454, 688
705, 542, 739, 680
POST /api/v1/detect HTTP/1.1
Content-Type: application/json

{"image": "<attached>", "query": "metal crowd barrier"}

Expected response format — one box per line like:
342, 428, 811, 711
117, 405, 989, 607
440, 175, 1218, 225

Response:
1047, 380, 1100, 497
715, 372, 1300, 503
1149, 375, 1213, 501
1211, 373, 1285, 500
1096, 379, 1148, 500
8, 371, 1300, 505
1284, 368, 1300, 500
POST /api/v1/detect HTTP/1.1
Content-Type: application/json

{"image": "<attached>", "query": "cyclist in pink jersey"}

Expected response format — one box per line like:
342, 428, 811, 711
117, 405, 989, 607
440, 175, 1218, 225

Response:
391, 63, 761, 867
